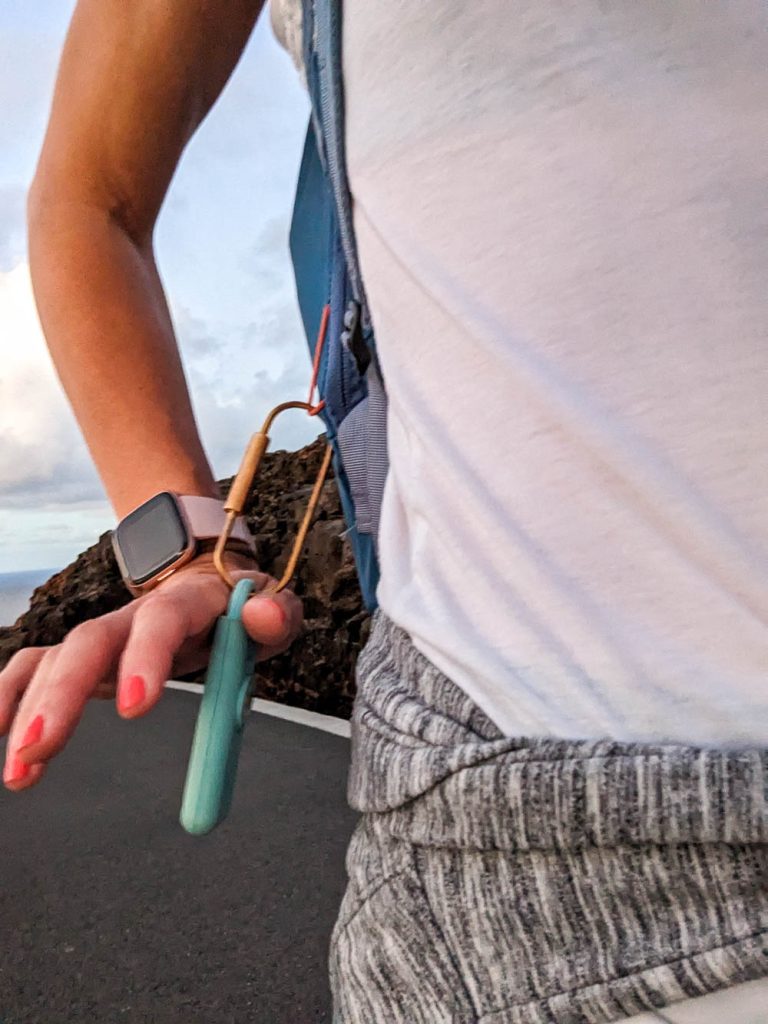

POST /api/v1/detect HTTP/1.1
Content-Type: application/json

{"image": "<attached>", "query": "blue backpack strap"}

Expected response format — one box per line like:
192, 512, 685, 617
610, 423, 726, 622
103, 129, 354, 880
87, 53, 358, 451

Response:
307, 1, 372, 337
289, 0, 388, 612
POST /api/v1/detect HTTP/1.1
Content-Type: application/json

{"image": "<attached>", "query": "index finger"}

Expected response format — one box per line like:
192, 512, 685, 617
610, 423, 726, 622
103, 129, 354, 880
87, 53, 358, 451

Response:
0, 645, 51, 736
6, 607, 132, 777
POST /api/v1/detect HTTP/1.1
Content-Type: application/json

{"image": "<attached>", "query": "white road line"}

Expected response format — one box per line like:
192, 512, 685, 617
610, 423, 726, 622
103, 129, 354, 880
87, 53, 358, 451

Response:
164, 680, 351, 739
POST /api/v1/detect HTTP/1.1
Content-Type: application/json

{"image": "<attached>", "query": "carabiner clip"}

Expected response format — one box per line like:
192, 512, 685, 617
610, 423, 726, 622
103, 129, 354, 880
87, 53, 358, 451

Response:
213, 402, 334, 592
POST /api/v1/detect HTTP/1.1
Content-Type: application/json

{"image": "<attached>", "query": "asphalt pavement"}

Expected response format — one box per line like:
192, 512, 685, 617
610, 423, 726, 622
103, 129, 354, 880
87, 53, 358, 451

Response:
0, 690, 357, 1024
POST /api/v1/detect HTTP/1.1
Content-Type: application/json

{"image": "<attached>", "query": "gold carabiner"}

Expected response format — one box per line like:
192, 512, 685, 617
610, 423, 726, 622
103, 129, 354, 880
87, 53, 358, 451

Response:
213, 402, 333, 592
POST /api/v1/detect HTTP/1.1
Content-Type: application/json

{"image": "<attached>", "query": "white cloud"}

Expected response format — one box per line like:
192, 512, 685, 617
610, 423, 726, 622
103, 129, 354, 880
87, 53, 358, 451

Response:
173, 300, 320, 478
0, 505, 114, 575
0, 262, 105, 508
0, 261, 113, 571
0, 261, 318, 518
0, 185, 26, 270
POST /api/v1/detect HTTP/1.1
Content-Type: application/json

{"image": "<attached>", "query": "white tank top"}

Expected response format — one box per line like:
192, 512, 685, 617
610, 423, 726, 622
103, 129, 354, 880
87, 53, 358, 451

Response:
273, 0, 768, 748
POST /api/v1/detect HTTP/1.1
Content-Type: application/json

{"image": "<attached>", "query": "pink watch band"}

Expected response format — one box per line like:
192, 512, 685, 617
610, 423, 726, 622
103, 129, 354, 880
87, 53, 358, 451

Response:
177, 495, 255, 551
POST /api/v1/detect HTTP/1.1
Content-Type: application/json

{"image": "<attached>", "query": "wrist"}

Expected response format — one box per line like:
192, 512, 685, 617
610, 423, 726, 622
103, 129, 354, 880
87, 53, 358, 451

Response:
195, 537, 257, 562
146, 538, 261, 591
150, 541, 262, 595
112, 492, 257, 597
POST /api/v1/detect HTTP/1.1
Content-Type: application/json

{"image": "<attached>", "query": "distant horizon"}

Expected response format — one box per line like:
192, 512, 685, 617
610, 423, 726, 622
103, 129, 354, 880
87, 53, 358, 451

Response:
0, 565, 63, 627
0, 566, 62, 578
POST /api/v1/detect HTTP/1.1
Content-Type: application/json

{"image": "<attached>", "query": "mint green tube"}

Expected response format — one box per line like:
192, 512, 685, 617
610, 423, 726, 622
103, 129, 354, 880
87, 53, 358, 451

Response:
180, 578, 258, 835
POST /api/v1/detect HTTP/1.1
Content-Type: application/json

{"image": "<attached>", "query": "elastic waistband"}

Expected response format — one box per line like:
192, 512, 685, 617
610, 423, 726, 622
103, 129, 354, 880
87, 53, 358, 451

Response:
349, 611, 768, 851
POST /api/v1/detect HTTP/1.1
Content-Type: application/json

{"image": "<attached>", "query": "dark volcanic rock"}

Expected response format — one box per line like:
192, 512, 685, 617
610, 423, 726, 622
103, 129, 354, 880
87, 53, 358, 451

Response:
0, 438, 368, 719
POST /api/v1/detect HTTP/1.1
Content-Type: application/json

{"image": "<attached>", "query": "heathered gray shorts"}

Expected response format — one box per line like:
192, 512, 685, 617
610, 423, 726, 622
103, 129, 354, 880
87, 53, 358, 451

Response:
329, 612, 768, 1024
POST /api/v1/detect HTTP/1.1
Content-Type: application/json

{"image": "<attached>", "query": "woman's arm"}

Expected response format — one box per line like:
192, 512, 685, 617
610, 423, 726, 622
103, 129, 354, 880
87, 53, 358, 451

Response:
27, 0, 265, 517
1, 0, 307, 793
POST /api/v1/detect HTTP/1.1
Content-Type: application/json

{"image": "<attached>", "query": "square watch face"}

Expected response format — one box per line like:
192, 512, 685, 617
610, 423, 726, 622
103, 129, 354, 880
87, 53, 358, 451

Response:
112, 492, 190, 585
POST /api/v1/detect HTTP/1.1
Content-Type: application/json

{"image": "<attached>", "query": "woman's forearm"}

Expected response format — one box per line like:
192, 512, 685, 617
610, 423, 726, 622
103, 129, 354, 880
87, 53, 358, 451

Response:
24, 0, 265, 520
28, 192, 219, 519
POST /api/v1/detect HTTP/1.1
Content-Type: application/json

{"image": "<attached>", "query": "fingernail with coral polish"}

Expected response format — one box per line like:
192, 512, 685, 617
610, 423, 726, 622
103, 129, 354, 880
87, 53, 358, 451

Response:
261, 598, 287, 626
118, 674, 146, 714
4, 753, 30, 785
17, 714, 44, 753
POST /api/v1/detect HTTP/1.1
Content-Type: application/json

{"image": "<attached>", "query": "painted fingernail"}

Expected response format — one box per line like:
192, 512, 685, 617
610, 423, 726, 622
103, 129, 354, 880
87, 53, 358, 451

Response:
17, 714, 44, 753
118, 674, 146, 714
259, 598, 287, 629
271, 600, 287, 624
4, 753, 30, 785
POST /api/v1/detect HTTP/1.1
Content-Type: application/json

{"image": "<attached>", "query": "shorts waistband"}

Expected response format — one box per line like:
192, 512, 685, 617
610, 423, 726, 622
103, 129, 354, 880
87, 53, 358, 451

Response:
348, 611, 768, 851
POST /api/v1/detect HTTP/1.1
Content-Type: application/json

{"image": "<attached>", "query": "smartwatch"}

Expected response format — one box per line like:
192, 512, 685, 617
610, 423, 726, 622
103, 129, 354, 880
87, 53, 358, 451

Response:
111, 492, 256, 597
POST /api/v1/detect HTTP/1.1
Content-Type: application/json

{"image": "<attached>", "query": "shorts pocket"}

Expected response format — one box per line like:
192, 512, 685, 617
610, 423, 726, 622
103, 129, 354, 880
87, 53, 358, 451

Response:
329, 857, 477, 1024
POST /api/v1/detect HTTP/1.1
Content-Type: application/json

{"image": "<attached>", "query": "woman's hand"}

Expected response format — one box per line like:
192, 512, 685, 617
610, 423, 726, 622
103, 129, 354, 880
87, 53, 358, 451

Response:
0, 551, 302, 792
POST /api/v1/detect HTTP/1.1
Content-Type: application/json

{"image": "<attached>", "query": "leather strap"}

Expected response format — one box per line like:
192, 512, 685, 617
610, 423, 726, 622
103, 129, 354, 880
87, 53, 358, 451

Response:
177, 495, 255, 551
195, 537, 258, 562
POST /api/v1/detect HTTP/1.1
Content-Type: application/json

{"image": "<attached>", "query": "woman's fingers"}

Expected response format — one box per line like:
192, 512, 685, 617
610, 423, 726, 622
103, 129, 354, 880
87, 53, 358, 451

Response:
5, 614, 127, 776
125, 566, 238, 688
3, 758, 47, 793
241, 586, 303, 657
2, 558, 306, 792
114, 589, 198, 718
0, 646, 51, 736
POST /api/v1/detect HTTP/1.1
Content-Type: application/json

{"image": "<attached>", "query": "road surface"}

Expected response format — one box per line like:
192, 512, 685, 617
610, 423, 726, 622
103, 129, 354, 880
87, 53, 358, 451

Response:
0, 689, 356, 1023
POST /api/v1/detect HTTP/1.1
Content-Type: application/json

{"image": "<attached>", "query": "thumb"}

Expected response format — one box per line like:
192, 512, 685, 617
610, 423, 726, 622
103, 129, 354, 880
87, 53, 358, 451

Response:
240, 585, 303, 656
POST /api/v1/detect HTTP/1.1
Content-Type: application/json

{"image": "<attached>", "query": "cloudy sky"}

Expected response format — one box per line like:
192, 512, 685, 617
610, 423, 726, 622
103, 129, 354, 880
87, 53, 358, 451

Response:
0, 1, 317, 573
